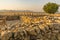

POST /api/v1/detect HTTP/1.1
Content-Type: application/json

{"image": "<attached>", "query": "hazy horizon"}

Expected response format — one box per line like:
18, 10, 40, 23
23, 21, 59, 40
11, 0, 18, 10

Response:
0, 0, 60, 12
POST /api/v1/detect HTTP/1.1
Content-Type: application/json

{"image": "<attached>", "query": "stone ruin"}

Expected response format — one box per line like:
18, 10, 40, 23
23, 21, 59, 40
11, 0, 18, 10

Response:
0, 16, 7, 26
0, 14, 60, 40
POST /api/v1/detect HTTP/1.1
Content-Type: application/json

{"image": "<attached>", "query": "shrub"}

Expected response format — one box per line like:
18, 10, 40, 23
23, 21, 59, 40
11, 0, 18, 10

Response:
43, 2, 59, 14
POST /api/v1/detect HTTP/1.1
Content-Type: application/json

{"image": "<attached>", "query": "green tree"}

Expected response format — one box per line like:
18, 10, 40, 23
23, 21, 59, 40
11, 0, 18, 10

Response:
43, 2, 59, 14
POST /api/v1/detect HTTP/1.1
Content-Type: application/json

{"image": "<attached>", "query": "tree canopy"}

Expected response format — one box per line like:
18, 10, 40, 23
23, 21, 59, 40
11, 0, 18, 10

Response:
43, 2, 59, 14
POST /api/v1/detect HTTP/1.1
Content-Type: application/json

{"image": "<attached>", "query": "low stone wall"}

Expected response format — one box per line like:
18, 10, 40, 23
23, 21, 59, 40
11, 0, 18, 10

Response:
20, 15, 60, 24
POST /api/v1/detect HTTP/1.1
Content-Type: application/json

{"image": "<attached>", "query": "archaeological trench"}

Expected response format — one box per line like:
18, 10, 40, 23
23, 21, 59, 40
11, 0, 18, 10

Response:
0, 12, 60, 40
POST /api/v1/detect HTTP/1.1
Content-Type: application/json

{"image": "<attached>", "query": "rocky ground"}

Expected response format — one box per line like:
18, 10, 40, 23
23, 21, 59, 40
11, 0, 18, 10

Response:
0, 15, 60, 40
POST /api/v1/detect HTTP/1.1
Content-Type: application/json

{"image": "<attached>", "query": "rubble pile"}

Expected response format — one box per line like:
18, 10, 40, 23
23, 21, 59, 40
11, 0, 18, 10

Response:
0, 15, 60, 40
1, 23, 60, 40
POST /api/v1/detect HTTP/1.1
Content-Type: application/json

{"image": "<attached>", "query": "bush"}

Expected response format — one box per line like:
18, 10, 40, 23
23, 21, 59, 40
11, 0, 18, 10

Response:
43, 2, 59, 14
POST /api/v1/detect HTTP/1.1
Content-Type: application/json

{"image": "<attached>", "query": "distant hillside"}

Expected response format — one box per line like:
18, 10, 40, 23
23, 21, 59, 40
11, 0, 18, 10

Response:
0, 10, 35, 12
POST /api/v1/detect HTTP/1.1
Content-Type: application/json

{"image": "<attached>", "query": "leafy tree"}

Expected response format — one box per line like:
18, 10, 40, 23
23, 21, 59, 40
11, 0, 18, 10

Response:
43, 2, 59, 14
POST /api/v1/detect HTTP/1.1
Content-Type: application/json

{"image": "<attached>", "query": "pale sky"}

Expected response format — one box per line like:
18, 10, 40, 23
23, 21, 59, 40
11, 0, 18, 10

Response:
0, 0, 60, 12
